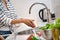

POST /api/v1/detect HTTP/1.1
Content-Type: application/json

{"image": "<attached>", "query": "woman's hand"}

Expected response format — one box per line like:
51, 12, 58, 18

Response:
21, 18, 35, 28
11, 18, 35, 28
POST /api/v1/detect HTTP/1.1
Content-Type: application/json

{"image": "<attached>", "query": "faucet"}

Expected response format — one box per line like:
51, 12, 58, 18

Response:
29, 3, 51, 23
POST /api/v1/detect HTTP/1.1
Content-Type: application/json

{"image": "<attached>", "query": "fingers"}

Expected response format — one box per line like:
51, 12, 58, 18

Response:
28, 20, 35, 28
22, 18, 35, 28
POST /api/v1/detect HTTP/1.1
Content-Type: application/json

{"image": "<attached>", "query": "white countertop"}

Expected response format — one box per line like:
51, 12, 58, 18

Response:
16, 35, 30, 40
6, 34, 46, 40
5, 34, 30, 40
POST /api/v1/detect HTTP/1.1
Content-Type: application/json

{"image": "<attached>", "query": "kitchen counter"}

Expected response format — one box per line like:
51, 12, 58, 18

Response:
6, 34, 46, 40
5, 34, 31, 40
16, 35, 30, 40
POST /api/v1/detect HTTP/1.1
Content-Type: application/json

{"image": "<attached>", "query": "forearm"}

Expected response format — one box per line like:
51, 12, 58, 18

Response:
11, 18, 23, 24
10, 18, 35, 28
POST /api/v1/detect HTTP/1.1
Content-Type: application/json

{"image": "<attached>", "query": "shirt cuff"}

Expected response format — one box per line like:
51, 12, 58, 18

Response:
6, 18, 13, 26
8, 18, 13, 26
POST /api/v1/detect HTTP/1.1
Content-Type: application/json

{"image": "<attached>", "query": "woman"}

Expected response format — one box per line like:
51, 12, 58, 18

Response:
0, 0, 35, 39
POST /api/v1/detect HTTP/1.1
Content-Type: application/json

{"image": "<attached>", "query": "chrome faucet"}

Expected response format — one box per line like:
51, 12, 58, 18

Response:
29, 3, 55, 23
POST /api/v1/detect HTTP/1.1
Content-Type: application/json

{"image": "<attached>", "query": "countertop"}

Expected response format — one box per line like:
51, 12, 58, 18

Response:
5, 34, 30, 40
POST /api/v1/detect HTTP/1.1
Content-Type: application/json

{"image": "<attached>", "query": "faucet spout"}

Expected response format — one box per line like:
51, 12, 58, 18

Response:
29, 3, 48, 14
29, 3, 50, 22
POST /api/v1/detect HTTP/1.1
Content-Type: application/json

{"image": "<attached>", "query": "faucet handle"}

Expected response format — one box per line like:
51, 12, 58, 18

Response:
39, 8, 47, 22
51, 13, 55, 20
